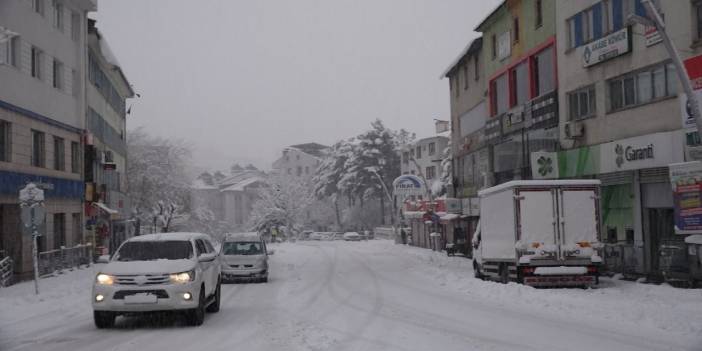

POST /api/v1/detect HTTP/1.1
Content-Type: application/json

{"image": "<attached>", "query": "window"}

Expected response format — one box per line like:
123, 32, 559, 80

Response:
568, 85, 596, 120
512, 61, 529, 106
31, 130, 45, 167
52, 59, 63, 89
53, 213, 66, 249
53, 136, 65, 171
72, 213, 81, 244
71, 12, 80, 41
491, 74, 509, 115
697, 1, 702, 41
31, 47, 42, 80
0, 121, 10, 162
1, 36, 20, 68
453, 76, 460, 97
474, 56, 479, 81
535, 0, 543, 28
426, 166, 436, 180
53, 0, 64, 31
195, 239, 207, 256
608, 62, 677, 112
402, 151, 409, 164
533, 47, 554, 96
33, 0, 45, 16
463, 65, 469, 90
296, 166, 302, 176
428, 142, 436, 156
416, 145, 422, 159
491, 34, 497, 60
513, 17, 520, 44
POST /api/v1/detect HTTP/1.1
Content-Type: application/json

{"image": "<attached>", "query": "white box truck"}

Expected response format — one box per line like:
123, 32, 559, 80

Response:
472, 180, 603, 287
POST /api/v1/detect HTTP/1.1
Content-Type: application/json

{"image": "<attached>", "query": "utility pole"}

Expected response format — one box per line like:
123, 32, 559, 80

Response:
633, 0, 702, 132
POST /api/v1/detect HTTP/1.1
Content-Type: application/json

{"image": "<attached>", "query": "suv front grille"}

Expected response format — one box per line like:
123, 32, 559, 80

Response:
113, 289, 169, 300
114, 274, 170, 286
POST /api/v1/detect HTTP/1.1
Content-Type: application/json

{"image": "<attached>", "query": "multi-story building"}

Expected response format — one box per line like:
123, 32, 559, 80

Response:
442, 37, 488, 254
272, 143, 329, 182
84, 19, 134, 255
476, 0, 559, 184
542, 0, 702, 279
0, 0, 96, 279
400, 135, 449, 188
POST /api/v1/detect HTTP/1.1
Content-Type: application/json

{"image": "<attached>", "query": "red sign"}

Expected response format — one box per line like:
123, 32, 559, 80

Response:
684, 55, 702, 90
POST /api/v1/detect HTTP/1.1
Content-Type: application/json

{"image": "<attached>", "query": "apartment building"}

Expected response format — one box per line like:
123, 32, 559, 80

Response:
0, 0, 96, 279
272, 143, 329, 182
476, 0, 559, 184
84, 19, 134, 255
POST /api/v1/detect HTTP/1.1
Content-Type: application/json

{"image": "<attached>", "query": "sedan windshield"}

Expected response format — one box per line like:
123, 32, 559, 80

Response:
115, 241, 193, 261
223, 242, 263, 255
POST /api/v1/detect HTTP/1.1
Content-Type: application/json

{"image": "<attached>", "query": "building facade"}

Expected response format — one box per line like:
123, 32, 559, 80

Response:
84, 19, 134, 255
400, 135, 449, 184
477, 0, 560, 184
191, 169, 265, 230
271, 143, 329, 182
547, 0, 702, 279
0, 0, 95, 279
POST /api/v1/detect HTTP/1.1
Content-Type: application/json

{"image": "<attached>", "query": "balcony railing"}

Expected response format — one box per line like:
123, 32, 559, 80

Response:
38, 244, 92, 277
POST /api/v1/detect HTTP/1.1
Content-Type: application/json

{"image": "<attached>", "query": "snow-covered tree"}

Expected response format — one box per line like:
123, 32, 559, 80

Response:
127, 128, 192, 233
246, 174, 315, 236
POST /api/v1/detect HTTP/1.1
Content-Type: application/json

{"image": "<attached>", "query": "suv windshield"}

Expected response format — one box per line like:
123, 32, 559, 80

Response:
115, 241, 193, 261
222, 242, 263, 255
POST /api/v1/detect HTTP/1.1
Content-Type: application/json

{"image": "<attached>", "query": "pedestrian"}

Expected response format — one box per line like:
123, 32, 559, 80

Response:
401, 228, 407, 245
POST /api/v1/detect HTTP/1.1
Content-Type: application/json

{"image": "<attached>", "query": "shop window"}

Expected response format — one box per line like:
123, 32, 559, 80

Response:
607, 227, 617, 243
625, 227, 634, 244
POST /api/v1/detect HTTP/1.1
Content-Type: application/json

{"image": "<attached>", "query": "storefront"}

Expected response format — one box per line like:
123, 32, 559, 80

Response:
532, 130, 685, 277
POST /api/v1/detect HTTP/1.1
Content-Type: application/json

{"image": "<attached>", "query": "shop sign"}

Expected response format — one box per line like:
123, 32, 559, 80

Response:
600, 131, 683, 173
680, 90, 702, 130
684, 54, 702, 90
645, 25, 662, 47
530, 151, 559, 179
392, 175, 425, 196
669, 161, 702, 234
582, 27, 630, 67
445, 198, 462, 214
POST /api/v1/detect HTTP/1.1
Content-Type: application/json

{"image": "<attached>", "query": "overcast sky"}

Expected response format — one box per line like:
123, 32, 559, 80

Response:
95, 0, 500, 172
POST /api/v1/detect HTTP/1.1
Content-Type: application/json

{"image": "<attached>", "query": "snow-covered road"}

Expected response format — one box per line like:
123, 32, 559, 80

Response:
1, 240, 701, 351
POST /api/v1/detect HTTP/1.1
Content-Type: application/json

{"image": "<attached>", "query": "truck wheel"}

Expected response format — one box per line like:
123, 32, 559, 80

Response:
473, 261, 484, 280
94, 311, 115, 329
187, 287, 206, 326
499, 264, 510, 284
206, 279, 221, 313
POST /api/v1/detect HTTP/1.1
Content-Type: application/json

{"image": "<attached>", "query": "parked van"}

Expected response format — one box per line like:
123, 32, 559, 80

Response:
221, 232, 272, 283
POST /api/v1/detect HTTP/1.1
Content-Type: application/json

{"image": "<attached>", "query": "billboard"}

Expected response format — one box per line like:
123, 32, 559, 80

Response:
669, 161, 702, 234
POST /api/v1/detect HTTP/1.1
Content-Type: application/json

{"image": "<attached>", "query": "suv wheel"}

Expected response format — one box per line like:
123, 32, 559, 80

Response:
94, 311, 115, 329
206, 279, 221, 313
187, 287, 206, 326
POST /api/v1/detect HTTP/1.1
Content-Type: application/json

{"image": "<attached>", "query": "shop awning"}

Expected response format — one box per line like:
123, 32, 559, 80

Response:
440, 213, 460, 221
93, 202, 118, 215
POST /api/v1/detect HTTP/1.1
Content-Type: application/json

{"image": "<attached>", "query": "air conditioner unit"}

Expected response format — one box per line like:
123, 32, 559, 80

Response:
564, 121, 585, 139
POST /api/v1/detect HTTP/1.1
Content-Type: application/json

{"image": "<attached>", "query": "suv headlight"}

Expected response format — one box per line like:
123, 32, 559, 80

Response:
170, 270, 195, 284
96, 273, 114, 285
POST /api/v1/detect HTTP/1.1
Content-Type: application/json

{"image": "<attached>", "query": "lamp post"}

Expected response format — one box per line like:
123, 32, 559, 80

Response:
369, 159, 400, 241
628, 0, 702, 132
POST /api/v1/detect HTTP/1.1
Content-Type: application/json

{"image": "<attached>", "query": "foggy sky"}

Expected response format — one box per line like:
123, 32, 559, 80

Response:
95, 0, 500, 172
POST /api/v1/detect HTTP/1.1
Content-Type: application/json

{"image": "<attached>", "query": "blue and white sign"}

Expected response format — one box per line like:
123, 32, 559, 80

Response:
392, 175, 425, 196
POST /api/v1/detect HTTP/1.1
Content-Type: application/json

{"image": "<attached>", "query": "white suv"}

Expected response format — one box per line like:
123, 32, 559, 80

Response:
92, 232, 222, 328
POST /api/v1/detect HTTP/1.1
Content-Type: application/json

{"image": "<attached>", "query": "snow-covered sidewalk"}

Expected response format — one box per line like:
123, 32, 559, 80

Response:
375, 241, 702, 341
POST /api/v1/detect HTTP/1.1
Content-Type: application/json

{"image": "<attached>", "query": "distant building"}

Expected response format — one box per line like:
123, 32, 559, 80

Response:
84, 19, 135, 255
400, 135, 449, 190
0, 0, 96, 279
272, 143, 329, 182
191, 169, 265, 229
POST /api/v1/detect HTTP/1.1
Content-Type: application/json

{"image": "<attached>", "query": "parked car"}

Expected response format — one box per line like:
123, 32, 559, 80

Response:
343, 232, 362, 241
309, 232, 325, 241
221, 232, 272, 283
92, 232, 222, 328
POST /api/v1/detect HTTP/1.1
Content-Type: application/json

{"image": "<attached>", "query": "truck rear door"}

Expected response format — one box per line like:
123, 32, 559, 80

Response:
558, 187, 599, 260
517, 189, 557, 255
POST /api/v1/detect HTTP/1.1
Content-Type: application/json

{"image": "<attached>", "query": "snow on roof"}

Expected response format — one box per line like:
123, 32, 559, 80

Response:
478, 180, 602, 197
440, 213, 460, 221
286, 143, 330, 158
440, 37, 483, 78
129, 232, 209, 242
221, 177, 264, 192
684, 235, 702, 245
192, 178, 217, 190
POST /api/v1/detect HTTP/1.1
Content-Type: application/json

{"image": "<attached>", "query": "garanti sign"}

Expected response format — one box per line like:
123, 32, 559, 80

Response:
582, 27, 630, 68
392, 175, 425, 196
600, 131, 683, 173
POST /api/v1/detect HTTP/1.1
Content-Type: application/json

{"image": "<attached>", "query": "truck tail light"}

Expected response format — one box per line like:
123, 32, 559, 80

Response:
587, 266, 598, 273
530, 242, 541, 249
521, 266, 535, 274
577, 241, 592, 248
